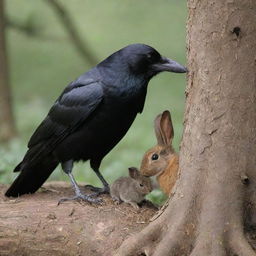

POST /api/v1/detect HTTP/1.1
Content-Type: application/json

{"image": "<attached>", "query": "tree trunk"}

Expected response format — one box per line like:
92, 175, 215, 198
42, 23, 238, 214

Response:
0, 182, 156, 256
0, 0, 16, 142
115, 0, 256, 255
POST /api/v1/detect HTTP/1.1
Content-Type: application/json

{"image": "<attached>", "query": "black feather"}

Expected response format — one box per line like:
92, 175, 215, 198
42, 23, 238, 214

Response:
5, 43, 186, 197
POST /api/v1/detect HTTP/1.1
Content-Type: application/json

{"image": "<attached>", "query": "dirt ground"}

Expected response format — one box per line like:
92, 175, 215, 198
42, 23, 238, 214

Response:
0, 182, 157, 256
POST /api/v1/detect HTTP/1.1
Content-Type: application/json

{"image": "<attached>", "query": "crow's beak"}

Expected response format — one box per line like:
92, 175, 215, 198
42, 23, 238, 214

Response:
153, 57, 187, 73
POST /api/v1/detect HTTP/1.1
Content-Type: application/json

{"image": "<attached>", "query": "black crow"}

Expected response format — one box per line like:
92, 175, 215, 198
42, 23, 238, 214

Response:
5, 43, 186, 203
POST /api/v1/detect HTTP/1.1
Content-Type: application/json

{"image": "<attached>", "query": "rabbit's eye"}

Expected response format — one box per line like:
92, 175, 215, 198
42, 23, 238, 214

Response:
151, 153, 159, 160
140, 184, 144, 187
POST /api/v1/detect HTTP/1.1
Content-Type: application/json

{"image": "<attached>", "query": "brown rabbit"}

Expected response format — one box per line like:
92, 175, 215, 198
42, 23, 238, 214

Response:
140, 110, 179, 195
110, 167, 152, 209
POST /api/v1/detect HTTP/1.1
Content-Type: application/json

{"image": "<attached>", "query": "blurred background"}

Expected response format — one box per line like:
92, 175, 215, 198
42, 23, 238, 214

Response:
0, 0, 187, 204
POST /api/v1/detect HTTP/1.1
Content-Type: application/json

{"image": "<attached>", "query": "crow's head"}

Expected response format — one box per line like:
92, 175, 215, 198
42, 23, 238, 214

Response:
98, 43, 187, 81
119, 44, 187, 78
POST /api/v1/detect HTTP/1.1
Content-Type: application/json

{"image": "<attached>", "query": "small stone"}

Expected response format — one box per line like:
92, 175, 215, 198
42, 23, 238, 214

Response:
47, 213, 57, 220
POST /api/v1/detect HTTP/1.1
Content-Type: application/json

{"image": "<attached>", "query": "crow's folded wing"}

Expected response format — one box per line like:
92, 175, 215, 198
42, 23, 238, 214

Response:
28, 81, 103, 152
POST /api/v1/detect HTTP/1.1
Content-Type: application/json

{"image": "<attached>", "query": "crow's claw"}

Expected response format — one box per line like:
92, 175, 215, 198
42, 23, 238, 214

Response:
58, 193, 103, 205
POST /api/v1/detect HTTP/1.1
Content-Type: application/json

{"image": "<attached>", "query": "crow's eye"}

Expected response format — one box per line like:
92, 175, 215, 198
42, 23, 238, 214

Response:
146, 53, 153, 59
146, 53, 155, 62
151, 153, 159, 160
140, 183, 144, 187
146, 51, 160, 63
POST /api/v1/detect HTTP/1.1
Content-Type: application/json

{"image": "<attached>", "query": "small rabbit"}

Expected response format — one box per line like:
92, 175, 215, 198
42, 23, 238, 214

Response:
110, 167, 153, 209
140, 110, 179, 195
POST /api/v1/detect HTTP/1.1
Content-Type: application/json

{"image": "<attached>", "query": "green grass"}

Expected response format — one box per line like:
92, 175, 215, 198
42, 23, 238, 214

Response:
1, 0, 187, 204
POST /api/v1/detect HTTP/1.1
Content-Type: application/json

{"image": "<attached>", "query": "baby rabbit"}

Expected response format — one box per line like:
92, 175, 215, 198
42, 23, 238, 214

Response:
110, 167, 152, 209
140, 110, 179, 195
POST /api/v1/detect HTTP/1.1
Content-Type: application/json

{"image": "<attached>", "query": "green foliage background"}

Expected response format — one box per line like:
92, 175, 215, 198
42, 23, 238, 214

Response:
0, 0, 187, 204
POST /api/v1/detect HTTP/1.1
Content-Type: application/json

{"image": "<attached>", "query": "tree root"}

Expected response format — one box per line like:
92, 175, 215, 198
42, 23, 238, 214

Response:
229, 229, 256, 256
115, 211, 256, 256
115, 192, 197, 256
114, 219, 162, 256
114, 181, 256, 256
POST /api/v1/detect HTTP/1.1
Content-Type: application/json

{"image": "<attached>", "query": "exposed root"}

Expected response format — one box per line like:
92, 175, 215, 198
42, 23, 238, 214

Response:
116, 219, 256, 256
151, 227, 188, 256
115, 193, 197, 256
189, 228, 256, 256
229, 229, 256, 256
114, 221, 162, 256
115, 183, 256, 256
189, 236, 226, 256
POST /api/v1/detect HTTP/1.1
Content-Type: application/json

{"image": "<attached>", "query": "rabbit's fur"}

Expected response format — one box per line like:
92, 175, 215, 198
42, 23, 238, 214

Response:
140, 110, 179, 195
110, 167, 152, 209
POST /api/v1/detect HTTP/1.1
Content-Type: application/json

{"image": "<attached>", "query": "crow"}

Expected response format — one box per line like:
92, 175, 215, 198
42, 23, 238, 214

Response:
5, 43, 186, 203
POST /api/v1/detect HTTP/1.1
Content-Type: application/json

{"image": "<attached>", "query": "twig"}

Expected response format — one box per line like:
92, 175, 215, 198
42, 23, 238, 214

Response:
45, 0, 98, 66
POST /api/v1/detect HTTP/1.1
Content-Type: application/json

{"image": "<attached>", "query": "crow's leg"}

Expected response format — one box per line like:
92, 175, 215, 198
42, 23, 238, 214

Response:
58, 160, 102, 205
85, 168, 110, 195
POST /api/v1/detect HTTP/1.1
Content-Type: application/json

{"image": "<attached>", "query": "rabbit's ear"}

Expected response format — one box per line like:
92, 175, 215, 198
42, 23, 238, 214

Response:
128, 167, 140, 179
154, 110, 174, 146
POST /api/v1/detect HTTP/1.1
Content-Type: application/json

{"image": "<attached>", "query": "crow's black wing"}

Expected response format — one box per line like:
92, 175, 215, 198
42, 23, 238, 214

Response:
26, 80, 103, 161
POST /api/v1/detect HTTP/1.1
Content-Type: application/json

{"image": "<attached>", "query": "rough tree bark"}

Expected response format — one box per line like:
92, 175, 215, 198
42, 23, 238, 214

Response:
115, 0, 256, 255
0, 182, 156, 256
0, 0, 16, 142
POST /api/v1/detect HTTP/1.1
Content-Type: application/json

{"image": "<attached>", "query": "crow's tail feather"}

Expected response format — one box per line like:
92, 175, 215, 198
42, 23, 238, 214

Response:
5, 155, 58, 197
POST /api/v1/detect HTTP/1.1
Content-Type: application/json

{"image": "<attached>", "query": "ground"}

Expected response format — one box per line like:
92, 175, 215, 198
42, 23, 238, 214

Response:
0, 182, 157, 256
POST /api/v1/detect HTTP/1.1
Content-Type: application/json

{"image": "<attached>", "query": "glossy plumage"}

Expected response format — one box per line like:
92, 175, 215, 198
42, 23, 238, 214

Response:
5, 43, 186, 198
